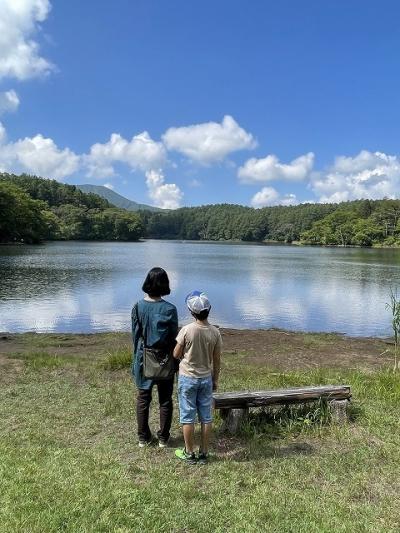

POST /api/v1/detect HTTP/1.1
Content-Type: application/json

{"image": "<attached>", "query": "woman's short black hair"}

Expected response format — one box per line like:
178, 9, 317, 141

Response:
142, 267, 171, 297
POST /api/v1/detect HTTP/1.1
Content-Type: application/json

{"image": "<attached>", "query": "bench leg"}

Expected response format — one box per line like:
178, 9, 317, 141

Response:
220, 408, 249, 434
329, 399, 349, 423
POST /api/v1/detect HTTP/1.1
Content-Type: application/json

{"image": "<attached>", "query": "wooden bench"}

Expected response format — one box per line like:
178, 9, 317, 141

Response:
213, 385, 351, 434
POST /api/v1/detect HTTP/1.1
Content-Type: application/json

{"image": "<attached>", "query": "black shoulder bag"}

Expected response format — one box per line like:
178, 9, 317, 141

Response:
134, 304, 175, 381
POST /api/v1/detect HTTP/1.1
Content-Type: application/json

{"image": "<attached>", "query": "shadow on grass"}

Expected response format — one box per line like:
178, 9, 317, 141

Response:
212, 400, 356, 462
214, 433, 315, 462
347, 401, 363, 422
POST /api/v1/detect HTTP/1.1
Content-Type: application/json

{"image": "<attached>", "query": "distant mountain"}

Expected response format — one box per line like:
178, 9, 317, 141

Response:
77, 184, 163, 212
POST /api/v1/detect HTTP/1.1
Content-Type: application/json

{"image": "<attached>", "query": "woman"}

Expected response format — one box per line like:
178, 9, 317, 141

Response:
131, 267, 178, 448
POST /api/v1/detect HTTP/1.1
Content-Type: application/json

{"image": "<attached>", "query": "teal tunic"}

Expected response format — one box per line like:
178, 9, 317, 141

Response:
131, 298, 178, 389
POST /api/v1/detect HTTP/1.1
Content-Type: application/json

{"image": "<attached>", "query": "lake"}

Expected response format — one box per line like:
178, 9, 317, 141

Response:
0, 240, 399, 336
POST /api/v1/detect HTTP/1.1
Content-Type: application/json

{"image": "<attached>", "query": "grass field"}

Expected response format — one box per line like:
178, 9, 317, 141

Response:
1, 332, 400, 532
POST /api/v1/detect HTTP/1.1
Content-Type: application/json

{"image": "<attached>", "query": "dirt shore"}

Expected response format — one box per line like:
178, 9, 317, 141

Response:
0, 328, 393, 372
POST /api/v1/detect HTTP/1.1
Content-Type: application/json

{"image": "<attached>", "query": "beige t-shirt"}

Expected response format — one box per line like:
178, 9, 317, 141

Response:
176, 322, 222, 378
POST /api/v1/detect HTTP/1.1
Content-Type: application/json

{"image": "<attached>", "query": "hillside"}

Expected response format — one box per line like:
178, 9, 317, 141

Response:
0, 174, 143, 243
143, 199, 400, 246
77, 184, 163, 212
2, 173, 400, 247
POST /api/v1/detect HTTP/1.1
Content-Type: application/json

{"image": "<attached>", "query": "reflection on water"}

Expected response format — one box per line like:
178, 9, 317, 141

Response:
0, 241, 399, 336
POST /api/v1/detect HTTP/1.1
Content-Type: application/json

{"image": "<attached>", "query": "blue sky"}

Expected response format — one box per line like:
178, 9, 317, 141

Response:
0, 0, 400, 208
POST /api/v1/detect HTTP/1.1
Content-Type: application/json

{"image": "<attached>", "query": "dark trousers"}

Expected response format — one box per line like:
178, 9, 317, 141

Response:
136, 378, 174, 442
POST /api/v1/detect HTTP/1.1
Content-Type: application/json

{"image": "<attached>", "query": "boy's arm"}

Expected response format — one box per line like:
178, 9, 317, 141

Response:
173, 327, 185, 359
173, 342, 184, 359
212, 334, 222, 391
212, 351, 221, 391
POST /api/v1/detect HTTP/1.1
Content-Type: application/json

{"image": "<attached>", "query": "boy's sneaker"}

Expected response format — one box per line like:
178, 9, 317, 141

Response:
158, 439, 168, 448
175, 448, 197, 464
197, 452, 209, 465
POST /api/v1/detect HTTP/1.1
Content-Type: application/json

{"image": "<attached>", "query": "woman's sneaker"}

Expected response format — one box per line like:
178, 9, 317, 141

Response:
175, 448, 197, 464
138, 435, 154, 448
158, 439, 168, 448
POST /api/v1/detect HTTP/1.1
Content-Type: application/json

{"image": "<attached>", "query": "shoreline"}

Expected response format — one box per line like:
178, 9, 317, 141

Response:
0, 326, 392, 340
1, 328, 393, 372
1, 238, 400, 249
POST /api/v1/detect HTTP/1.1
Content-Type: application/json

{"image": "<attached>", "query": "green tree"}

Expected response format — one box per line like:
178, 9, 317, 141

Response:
352, 219, 383, 246
0, 182, 51, 243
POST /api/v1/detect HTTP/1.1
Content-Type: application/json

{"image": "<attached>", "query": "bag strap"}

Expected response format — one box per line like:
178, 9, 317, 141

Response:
134, 302, 147, 347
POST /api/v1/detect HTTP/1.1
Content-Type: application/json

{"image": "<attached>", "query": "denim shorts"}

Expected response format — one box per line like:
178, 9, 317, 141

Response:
178, 374, 213, 424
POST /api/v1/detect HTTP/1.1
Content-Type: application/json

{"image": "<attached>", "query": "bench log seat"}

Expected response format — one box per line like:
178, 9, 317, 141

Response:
213, 385, 351, 434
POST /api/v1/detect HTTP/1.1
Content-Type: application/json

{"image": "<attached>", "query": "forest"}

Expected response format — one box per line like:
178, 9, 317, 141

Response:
0, 174, 143, 243
142, 199, 400, 247
1, 173, 400, 247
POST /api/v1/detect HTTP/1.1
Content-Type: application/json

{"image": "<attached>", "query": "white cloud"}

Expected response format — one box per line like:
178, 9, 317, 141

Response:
280, 193, 298, 206
251, 187, 298, 208
0, 0, 54, 81
0, 122, 6, 143
0, 90, 20, 115
85, 131, 166, 178
145, 169, 183, 209
312, 150, 400, 203
0, 124, 79, 180
251, 186, 279, 207
103, 182, 114, 190
238, 152, 314, 183
188, 178, 202, 188
162, 115, 256, 164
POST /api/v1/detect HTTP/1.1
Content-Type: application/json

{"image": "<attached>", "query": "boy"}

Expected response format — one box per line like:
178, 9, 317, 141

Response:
173, 290, 222, 465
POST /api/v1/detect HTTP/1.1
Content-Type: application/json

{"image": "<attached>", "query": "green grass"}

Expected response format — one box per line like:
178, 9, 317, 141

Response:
1, 343, 400, 532
301, 332, 338, 348
102, 348, 132, 370
9, 351, 65, 369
